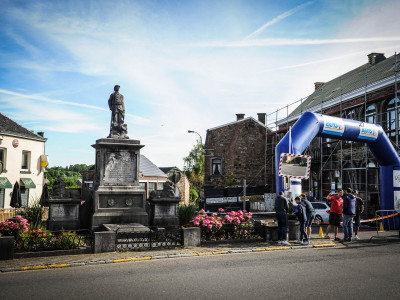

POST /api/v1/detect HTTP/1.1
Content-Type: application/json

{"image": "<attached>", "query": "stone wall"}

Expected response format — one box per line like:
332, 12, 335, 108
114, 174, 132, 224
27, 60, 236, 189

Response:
176, 173, 190, 205
205, 118, 266, 188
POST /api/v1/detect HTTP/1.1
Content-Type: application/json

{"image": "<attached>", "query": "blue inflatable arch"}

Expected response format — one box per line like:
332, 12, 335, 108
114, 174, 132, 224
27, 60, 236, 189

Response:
275, 111, 400, 212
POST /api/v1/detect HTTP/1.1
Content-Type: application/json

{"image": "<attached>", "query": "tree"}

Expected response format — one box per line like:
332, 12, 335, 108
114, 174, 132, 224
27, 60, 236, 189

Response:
183, 139, 204, 204
45, 164, 94, 193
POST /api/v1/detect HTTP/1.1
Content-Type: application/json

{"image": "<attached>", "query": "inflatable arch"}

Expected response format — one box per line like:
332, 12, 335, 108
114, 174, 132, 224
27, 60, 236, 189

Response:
275, 111, 400, 215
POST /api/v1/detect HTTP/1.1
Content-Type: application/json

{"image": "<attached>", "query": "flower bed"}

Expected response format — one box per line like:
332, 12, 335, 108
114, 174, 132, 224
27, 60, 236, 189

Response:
0, 215, 29, 238
1, 215, 92, 253
190, 209, 255, 241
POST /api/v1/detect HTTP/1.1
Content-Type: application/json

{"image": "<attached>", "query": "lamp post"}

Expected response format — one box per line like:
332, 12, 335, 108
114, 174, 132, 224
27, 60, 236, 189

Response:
188, 130, 203, 148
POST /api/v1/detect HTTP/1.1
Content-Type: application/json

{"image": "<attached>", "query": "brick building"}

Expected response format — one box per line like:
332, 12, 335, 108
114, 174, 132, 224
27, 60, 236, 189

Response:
204, 113, 269, 189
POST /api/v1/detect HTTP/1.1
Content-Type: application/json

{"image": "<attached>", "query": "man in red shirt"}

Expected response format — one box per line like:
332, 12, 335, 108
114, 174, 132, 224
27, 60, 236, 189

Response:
325, 189, 343, 241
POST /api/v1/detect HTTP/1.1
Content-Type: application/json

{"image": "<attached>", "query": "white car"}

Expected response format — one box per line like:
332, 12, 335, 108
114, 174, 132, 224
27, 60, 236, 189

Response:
311, 202, 330, 224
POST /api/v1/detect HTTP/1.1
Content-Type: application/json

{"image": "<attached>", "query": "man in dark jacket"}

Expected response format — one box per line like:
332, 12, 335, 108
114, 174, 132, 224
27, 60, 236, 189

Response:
342, 187, 356, 242
295, 196, 309, 244
275, 191, 291, 246
301, 193, 315, 239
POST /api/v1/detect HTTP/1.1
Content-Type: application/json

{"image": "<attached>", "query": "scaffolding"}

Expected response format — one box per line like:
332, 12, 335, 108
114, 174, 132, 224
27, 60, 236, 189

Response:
264, 52, 400, 218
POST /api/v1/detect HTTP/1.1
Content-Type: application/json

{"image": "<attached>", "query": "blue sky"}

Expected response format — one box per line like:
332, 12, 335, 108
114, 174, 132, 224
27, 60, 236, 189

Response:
1, 0, 400, 169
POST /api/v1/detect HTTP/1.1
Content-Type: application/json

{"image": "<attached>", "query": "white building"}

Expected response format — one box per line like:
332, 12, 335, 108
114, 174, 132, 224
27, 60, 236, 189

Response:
0, 113, 47, 208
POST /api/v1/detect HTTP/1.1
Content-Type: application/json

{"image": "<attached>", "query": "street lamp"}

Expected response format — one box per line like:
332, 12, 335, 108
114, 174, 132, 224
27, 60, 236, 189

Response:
188, 130, 203, 148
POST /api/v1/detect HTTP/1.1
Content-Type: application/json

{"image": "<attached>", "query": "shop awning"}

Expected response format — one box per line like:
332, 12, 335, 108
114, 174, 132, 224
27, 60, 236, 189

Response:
20, 178, 36, 188
0, 177, 12, 189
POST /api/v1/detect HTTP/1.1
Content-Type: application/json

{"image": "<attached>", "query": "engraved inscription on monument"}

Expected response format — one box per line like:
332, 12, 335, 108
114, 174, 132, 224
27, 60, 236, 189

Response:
51, 204, 78, 219
103, 150, 136, 184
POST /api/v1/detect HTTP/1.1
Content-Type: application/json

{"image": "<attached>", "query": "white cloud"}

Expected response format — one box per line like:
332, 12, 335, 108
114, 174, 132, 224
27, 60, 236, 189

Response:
1, 0, 400, 169
245, 1, 315, 40
182, 36, 400, 48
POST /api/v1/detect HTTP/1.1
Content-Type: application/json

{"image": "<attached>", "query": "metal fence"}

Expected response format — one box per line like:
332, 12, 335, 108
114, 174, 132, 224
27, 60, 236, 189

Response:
116, 227, 182, 251
14, 229, 93, 253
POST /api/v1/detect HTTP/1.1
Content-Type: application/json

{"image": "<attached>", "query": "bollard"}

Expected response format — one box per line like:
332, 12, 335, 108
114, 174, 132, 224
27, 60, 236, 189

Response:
0, 236, 15, 260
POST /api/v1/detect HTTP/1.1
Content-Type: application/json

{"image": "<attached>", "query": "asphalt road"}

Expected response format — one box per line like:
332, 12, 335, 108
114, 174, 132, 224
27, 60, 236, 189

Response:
1, 237, 399, 300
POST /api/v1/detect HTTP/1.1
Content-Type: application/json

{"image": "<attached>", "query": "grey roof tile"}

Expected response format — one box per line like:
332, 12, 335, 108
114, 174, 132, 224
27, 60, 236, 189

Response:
0, 112, 46, 141
290, 53, 400, 116
140, 155, 168, 178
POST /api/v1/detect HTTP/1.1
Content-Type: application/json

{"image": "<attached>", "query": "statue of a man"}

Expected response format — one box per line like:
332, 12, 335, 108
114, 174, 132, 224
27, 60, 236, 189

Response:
108, 85, 128, 138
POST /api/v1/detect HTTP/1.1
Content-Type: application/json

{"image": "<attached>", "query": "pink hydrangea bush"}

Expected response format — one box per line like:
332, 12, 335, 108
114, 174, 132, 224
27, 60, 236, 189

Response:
0, 215, 30, 239
190, 208, 253, 240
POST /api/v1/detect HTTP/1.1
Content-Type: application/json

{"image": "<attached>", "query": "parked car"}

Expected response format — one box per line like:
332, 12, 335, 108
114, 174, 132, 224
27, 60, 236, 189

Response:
310, 202, 330, 224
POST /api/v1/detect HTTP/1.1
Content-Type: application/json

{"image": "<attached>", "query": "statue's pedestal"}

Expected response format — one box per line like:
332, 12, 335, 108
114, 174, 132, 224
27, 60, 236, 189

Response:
149, 197, 181, 228
91, 138, 147, 231
48, 198, 81, 231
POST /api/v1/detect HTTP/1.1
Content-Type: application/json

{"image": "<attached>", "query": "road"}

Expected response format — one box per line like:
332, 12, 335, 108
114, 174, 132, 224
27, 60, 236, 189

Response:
280, 164, 307, 177
1, 237, 399, 300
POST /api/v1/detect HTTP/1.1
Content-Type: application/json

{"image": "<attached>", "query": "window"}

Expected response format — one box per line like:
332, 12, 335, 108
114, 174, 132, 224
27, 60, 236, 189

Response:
21, 151, 31, 171
311, 203, 327, 210
0, 148, 5, 171
365, 104, 377, 124
212, 158, 222, 175
149, 182, 156, 193
345, 109, 356, 120
20, 187, 29, 207
385, 98, 400, 140
157, 182, 164, 190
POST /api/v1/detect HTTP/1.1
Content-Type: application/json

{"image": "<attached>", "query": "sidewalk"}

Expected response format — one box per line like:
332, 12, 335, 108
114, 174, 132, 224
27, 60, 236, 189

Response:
1, 230, 397, 273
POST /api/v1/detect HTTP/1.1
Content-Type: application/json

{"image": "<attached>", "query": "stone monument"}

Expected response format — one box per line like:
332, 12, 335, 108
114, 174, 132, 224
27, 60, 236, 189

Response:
47, 179, 81, 231
91, 85, 147, 231
148, 180, 181, 228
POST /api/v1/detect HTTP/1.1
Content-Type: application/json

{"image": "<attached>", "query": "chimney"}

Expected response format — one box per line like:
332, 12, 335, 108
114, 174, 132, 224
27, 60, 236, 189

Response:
37, 132, 44, 137
368, 53, 386, 65
257, 113, 266, 125
236, 113, 245, 121
314, 82, 325, 91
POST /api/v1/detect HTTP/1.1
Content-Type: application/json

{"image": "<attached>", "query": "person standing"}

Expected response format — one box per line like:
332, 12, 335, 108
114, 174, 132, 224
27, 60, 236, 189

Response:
325, 189, 344, 241
275, 191, 291, 246
353, 190, 364, 240
301, 193, 315, 239
342, 187, 356, 242
295, 196, 309, 244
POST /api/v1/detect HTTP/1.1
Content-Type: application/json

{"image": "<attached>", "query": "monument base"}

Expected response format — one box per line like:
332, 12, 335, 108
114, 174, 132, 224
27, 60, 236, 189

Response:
91, 186, 147, 231
149, 197, 181, 228
91, 138, 148, 231
47, 198, 81, 231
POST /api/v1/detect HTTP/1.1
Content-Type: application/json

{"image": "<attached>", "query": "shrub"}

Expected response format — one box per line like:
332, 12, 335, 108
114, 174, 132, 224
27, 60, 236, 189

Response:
190, 208, 253, 240
178, 203, 198, 227
0, 215, 30, 239
17, 228, 55, 251
24, 200, 44, 229
56, 231, 81, 250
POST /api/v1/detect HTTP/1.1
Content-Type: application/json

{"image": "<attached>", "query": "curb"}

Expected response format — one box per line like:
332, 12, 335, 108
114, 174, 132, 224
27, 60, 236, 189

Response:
0, 243, 336, 273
